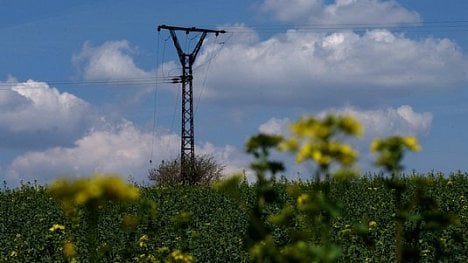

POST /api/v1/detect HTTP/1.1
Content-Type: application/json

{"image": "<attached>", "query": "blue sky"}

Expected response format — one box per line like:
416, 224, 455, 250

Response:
1, 0, 467, 186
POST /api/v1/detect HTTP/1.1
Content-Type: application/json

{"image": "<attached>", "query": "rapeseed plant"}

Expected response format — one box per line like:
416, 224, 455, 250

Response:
48, 174, 140, 211
370, 136, 421, 175
48, 174, 141, 262
281, 114, 362, 183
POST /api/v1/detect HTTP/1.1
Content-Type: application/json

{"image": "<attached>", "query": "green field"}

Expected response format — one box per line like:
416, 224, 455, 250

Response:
1, 172, 467, 262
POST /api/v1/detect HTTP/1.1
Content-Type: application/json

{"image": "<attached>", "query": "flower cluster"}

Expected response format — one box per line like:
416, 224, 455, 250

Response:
49, 224, 65, 233
281, 114, 362, 169
63, 240, 76, 259
370, 136, 421, 173
170, 249, 193, 263
48, 174, 140, 212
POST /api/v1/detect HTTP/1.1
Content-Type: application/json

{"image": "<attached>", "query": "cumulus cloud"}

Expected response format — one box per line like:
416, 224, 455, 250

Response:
259, 0, 421, 25
72, 40, 153, 81
198, 28, 467, 108
5, 123, 253, 186
0, 79, 94, 148
259, 105, 432, 138
0, 73, 250, 187
323, 105, 433, 137
257, 105, 432, 172
258, 117, 291, 135
198, 142, 250, 176
5, 122, 180, 186
326, 105, 433, 168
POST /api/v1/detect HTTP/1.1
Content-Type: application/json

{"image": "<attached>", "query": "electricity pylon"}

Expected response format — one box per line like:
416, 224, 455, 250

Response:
157, 25, 225, 184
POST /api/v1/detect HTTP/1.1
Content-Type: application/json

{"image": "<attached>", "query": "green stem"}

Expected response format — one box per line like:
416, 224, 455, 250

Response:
86, 205, 99, 263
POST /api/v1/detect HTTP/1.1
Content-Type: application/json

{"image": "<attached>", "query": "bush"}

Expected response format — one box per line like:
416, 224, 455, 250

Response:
148, 154, 224, 185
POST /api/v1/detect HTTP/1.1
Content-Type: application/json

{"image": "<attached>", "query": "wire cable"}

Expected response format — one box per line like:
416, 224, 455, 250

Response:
150, 30, 161, 165
194, 33, 229, 114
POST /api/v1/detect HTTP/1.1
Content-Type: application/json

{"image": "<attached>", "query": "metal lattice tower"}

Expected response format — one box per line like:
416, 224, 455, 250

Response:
157, 25, 225, 184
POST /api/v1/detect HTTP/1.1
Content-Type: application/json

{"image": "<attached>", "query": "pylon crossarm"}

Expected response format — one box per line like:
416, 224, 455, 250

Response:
190, 32, 207, 65
167, 30, 186, 66
158, 24, 226, 35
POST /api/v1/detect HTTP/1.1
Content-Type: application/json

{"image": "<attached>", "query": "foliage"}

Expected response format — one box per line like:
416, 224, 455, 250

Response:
371, 136, 421, 174
235, 115, 362, 262
1, 173, 468, 262
148, 154, 224, 185
0, 114, 467, 262
370, 136, 458, 263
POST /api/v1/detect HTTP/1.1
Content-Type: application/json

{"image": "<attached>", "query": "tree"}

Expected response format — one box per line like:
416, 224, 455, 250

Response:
148, 154, 225, 185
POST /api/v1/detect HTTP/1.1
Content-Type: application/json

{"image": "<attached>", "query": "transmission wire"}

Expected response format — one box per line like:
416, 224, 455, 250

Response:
150, 31, 161, 165
194, 33, 226, 114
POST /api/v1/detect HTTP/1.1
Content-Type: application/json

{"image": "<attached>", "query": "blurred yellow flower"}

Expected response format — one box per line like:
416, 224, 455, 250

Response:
48, 174, 140, 211
278, 138, 298, 152
297, 194, 311, 210
283, 115, 361, 170
138, 234, 149, 247
313, 150, 331, 166
49, 224, 65, 233
63, 241, 76, 258
402, 136, 421, 152
340, 115, 364, 137
170, 249, 193, 263
370, 136, 422, 172
370, 139, 381, 152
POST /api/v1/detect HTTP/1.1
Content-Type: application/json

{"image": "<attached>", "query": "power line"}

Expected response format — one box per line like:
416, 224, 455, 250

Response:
194, 32, 234, 115
150, 30, 162, 165
0, 77, 179, 90
219, 20, 468, 33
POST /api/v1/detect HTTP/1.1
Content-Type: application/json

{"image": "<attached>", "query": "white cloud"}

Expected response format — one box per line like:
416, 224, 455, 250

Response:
198, 142, 250, 177
5, 123, 254, 186
259, 0, 421, 25
257, 105, 432, 173
257, 105, 432, 139
198, 28, 467, 108
326, 105, 433, 169
0, 76, 251, 187
258, 117, 291, 135
259, 0, 323, 23
72, 40, 153, 81
5, 122, 180, 186
322, 105, 433, 137
0, 80, 93, 148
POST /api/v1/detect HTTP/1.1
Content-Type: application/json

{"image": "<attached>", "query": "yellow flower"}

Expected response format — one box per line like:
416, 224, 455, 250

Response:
368, 220, 377, 230
340, 115, 364, 137
296, 193, 310, 210
331, 143, 358, 165
370, 139, 381, 152
49, 224, 65, 233
48, 174, 140, 210
278, 138, 298, 152
138, 234, 149, 247
170, 249, 193, 263
312, 124, 331, 139
296, 144, 314, 163
402, 136, 421, 152
311, 150, 324, 164
63, 241, 76, 258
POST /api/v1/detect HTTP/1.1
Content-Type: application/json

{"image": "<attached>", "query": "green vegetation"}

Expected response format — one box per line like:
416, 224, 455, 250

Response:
1, 114, 467, 262
148, 154, 224, 185
1, 174, 467, 262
